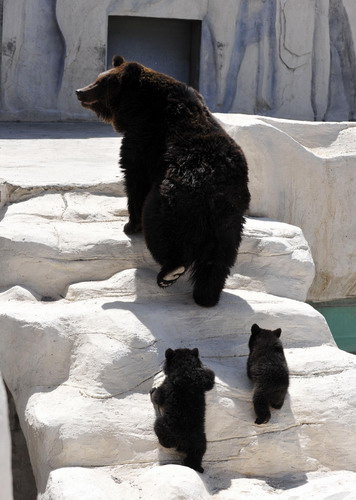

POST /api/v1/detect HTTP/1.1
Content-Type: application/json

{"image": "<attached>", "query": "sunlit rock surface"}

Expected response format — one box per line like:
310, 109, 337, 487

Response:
0, 119, 355, 498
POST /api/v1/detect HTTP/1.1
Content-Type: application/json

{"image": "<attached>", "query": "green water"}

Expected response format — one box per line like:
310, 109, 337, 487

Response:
311, 300, 356, 354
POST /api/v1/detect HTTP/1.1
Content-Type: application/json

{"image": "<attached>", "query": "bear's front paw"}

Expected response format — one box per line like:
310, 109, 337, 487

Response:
255, 415, 270, 425
184, 460, 204, 473
124, 220, 142, 235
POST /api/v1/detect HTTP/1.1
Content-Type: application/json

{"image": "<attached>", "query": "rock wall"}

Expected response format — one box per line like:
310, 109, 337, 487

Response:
216, 114, 356, 303
1, 0, 356, 121
0, 375, 13, 500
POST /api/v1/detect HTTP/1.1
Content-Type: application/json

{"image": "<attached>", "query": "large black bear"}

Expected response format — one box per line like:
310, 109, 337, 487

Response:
247, 324, 289, 424
150, 348, 215, 472
76, 56, 250, 307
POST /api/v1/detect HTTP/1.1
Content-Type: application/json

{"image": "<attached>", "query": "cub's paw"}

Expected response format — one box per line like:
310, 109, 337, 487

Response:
271, 402, 284, 410
255, 415, 271, 425
157, 266, 186, 288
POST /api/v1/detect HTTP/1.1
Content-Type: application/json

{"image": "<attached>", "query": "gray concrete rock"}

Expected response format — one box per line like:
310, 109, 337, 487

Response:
2, 117, 354, 303
0, 123, 122, 207
0, 192, 314, 301
1, 271, 356, 497
0, 118, 355, 498
40, 467, 356, 500
0, 375, 13, 500
1, 0, 356, 120
217, 113, 356, 302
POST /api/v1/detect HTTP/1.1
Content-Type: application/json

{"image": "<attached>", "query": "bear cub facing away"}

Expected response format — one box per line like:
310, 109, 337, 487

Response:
150, 348, 215, 473
247, 324, 289, 424
76, 56, 250, 307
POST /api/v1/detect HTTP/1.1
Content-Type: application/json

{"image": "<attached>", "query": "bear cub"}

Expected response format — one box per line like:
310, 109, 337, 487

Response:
247, 324, 289, 424
76, 56, 250, 308
150, 348, 215, 472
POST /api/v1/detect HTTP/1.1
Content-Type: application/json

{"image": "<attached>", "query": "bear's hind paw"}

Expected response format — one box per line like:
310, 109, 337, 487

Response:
157, 266, 186, 288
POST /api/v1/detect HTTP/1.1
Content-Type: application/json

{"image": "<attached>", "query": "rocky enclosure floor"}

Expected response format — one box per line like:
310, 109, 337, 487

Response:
0, 120, 356, 499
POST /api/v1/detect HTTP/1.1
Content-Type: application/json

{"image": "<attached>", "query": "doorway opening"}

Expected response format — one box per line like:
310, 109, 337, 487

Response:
107, 16, 201, 89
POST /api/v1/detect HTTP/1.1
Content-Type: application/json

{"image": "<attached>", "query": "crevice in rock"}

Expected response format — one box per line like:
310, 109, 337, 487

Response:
0, 182, 124, 207
208, 421, 320, 443
6, 385, 37, 500
79, 371, 161, 399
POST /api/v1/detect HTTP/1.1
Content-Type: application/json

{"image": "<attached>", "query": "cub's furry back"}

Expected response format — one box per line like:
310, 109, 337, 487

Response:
150, 348, 215, 473
247, 324, 289, 424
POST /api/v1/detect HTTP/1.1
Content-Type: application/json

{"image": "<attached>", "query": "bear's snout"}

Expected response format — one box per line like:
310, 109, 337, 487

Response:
75, 87, 99, 106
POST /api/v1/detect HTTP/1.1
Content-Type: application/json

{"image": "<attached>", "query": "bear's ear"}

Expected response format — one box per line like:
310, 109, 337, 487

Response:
251, 324, 261, 334
165, 348, 175, 360
192, 348, 199, 358
273, 328, 282, 338
112, 55, 125, 67
122, 62, 142, 80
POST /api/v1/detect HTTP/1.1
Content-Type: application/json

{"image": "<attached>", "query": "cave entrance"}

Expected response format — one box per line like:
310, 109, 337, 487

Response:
107, 16, 201, 89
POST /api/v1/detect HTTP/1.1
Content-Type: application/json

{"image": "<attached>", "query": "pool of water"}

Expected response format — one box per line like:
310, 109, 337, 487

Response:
311, 300, 356, 354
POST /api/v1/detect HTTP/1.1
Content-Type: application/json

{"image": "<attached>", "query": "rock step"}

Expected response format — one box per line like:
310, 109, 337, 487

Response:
3, 271, 356, 496
0, 192, 314, 301
21, 344, 356, 489
1, 118, 355, 302
0, 123, 124, 207
40, 467, 356, 500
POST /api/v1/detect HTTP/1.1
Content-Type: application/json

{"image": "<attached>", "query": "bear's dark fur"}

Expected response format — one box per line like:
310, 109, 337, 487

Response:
76, 56, 250, 307
247, 324, 289, 424
150, 348, 215, 472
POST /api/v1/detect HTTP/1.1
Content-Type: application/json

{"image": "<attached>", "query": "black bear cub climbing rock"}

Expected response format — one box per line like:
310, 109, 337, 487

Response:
247, 324, 289, 424
150, 348, 215, 473
76, 56, 250, 307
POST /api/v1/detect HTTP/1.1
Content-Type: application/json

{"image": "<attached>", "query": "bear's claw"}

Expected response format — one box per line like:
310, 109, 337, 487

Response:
158, 266, 186, 287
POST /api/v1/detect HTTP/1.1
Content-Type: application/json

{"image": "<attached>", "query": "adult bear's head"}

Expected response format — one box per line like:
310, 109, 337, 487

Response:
76, 55, 205, 133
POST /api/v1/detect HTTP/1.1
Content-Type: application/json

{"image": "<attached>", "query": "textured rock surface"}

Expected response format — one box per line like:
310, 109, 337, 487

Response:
1, 0, 356, 120
1, 118, 354, 302
217, 114, 356, 302
0, 375, 13, 500
41, 467, 356, 500
0, 191, 314, 300
0, 123, 121, 208
0, 119, 355, 498
1, 272, 356, 497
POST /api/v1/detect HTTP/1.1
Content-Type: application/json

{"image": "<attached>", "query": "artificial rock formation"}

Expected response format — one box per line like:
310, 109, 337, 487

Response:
0, 192, 313, 301
1, 0, 356, 121
1, 116, 355, 302
0, 118, 355, 498
217, 114, 356, 302
0, 375, 12, 500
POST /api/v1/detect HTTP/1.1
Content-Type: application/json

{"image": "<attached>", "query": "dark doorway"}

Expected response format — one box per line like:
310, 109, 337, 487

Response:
107, 16, 201, 89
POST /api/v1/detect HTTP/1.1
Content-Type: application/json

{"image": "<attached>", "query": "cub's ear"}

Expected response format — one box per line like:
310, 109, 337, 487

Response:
251, 324, 261, 334
112, 55, 125, 67
192, 348, 199, 358
273, 328, 282, 338
165, 348, 175, 360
